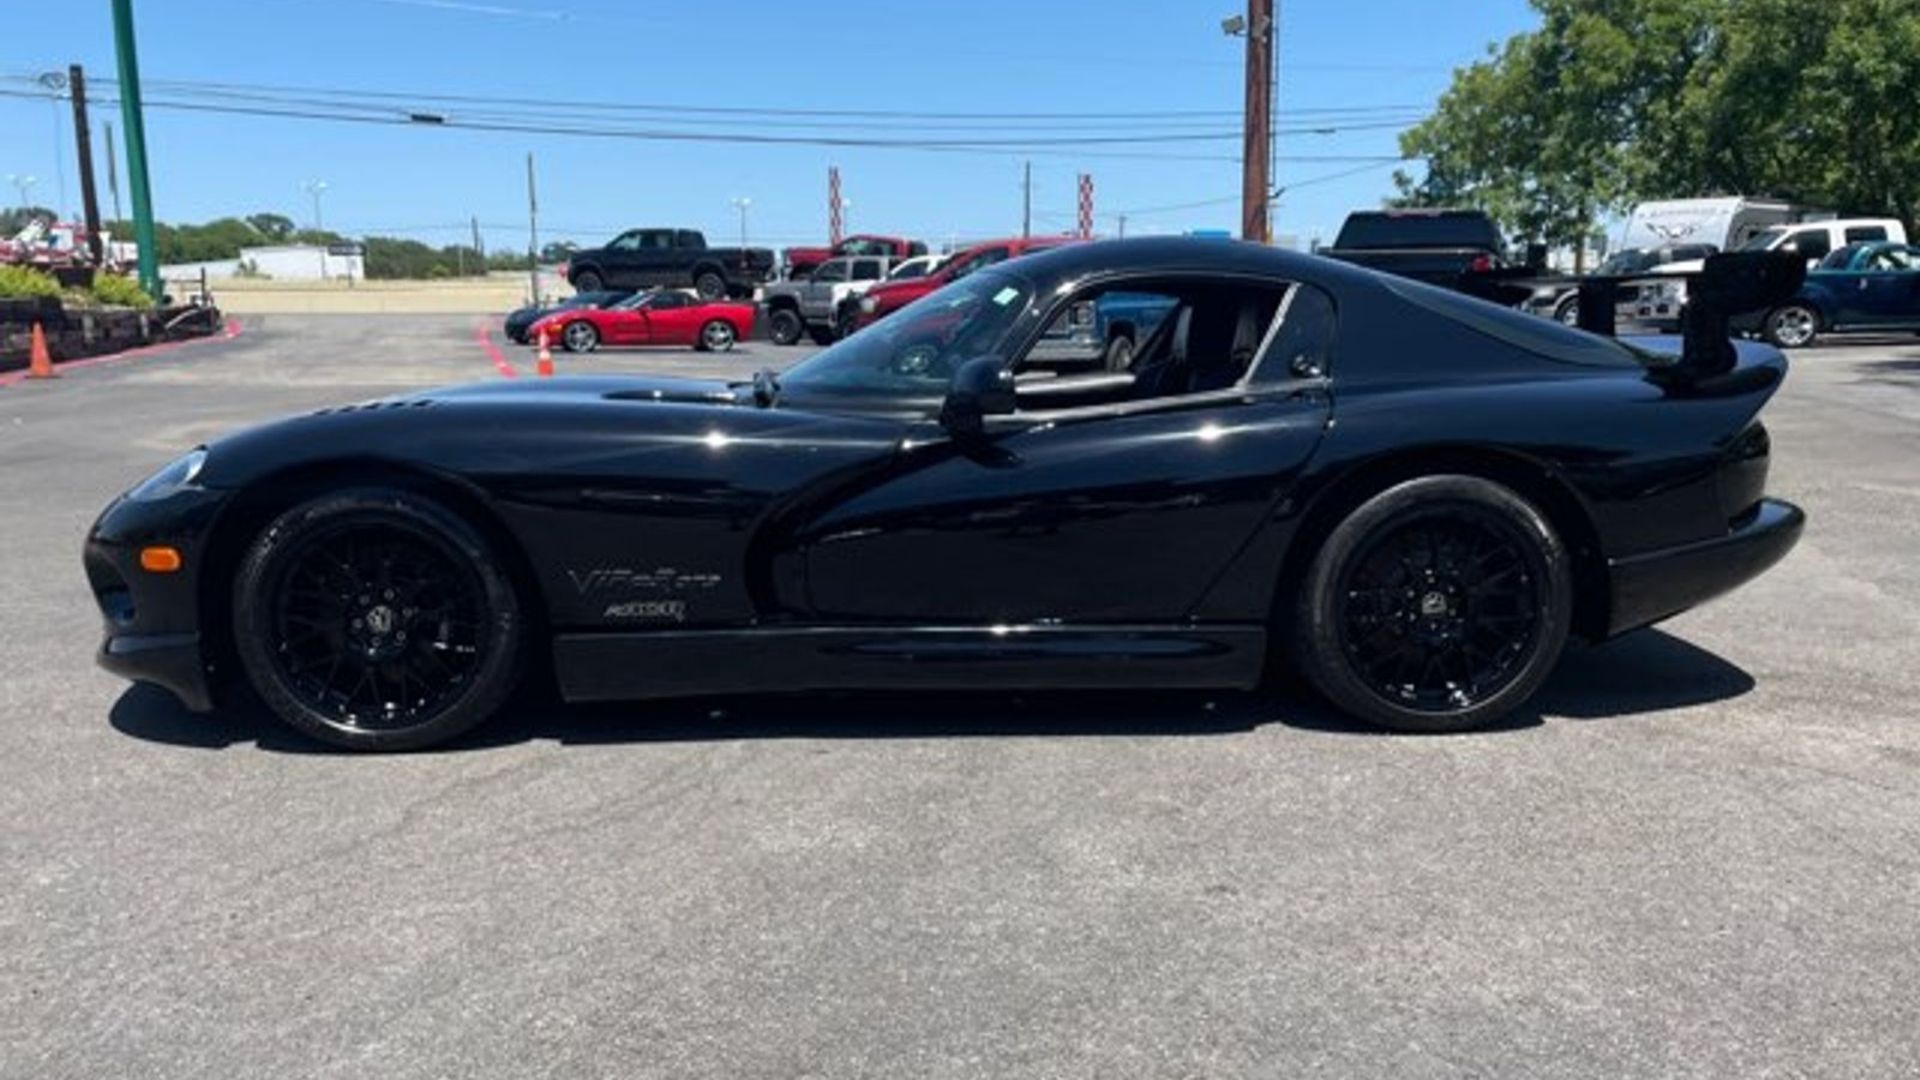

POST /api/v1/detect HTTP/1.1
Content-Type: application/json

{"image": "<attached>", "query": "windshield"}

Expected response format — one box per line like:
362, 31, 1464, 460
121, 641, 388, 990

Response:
1740, 227, 1786, 252
778, 271, 1032, 399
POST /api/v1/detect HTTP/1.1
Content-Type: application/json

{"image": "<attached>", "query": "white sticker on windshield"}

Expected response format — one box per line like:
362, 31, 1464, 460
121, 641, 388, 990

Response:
993, 286, 1020, 306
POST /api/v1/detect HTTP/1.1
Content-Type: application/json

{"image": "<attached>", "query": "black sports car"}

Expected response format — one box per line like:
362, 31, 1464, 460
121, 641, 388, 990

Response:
87, 239, 1806, 751
502, 290, 630, 343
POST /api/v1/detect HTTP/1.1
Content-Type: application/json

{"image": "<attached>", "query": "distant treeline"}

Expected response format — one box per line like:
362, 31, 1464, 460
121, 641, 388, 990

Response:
2, 206, 579, 280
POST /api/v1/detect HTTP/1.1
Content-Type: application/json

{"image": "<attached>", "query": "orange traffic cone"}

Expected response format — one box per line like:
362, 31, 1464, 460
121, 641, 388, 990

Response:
535, 327, 555, 378
26, 321, 57, 379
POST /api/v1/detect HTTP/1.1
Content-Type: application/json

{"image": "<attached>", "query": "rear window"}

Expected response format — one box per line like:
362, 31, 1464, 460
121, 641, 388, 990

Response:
1335, 212, 1501, 251
1376, 274, 1643, 369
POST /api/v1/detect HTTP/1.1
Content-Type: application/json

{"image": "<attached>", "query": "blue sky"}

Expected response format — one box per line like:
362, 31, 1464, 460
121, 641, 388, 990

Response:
3, 0, 1538, 253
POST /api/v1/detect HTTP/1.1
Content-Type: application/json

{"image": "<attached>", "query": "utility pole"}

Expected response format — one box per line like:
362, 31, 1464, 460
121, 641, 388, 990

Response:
1238, 0, 1274, 244
110, 0, 160, 299
1117, 214, 1128, 239
827, 165, 843, 245
525, 151, 540, 304
103, 120, 122, 224
67, 66, 104, 264
1021, 160, 1032, 239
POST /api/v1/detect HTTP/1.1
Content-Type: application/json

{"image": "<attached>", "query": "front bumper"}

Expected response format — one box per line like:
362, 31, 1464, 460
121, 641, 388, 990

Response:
85, 486, 232, 713
1606, 497, 1804, 636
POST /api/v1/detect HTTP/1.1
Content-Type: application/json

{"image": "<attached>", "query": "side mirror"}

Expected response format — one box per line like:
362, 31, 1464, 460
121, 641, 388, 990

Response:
939, 357, 1016, 438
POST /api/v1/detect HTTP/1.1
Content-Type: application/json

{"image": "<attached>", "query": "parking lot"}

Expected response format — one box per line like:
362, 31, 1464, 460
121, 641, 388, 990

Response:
4, 314, 1919, 1077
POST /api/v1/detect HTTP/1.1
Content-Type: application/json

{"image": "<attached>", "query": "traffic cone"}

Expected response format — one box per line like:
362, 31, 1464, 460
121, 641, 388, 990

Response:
535, 327, 555, 377
26, 321, 57, 379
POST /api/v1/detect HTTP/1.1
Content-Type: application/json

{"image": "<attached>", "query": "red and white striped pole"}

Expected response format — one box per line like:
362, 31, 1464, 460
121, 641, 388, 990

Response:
828, 166, 844, 245
1076, 173, 1095, 240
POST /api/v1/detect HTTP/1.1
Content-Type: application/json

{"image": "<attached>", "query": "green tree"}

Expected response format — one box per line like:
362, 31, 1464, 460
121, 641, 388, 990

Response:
245, 212, 296, 241
1398, 0, 1920, 252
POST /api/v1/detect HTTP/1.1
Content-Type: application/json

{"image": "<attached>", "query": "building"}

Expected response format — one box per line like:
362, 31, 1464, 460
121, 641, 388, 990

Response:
159, 243, 365, 282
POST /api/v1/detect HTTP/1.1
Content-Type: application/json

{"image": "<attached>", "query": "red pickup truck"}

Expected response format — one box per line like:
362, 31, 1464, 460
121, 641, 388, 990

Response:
850, 235, 1078, 329
782, 234, 926, 279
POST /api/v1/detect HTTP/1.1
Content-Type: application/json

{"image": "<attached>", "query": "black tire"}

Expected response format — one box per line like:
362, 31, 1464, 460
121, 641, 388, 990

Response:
834, 302, 860, 341
572, 269, 604, 293
1763, 303, 1820, 349
1291, 475, 1573, 733
231, 488, 526, 751
1103, 333, 1136, 372
693, 270, 727, 301
560, 320, 599, 353
767, 307, 804, 346
807, 324, 838, 346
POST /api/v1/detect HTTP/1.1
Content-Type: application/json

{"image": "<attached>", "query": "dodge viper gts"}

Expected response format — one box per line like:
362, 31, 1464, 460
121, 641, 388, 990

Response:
87, 239, 1806, 750
527, 289, 754, 353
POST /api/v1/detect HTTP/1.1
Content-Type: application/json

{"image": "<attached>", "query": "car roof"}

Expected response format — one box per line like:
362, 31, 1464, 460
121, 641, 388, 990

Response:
983, 236, 1379, 291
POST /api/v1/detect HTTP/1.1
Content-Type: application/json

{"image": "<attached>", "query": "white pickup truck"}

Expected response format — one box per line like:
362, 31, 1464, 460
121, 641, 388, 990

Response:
761, 255, 900, 345
1629, 217, 1909, 331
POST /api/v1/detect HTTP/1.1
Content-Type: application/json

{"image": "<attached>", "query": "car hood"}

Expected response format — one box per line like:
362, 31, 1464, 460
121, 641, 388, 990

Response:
415, 374, 741, 407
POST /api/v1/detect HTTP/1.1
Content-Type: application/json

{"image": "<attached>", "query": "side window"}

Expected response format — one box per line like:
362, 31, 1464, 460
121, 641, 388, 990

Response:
1253, 285, 1337, 381
1018, 279, 1300, 406
851, 259, 883, 281
1785, 230, 1832, 260
609, 231, 642, 252
950, 248, 1008, 281
651, 292, 688, 309
1845, 226, 1888, 245
813, 261, 850, 283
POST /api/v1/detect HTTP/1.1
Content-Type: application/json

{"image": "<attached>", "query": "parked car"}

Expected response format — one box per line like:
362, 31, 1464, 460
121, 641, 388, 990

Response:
851, 236, 1077, 329
781, 234, 927, 280
1639, 218, 1910, 334
1525, 244, 1720, 330
527, 289, 754, 353
761, 255, 899, 346
1318, 209, 1511, 287
1733, 241, 1920, 347
88, 238, 1806, 751
1026, 291, 1179, 371
503, 290, 630, 344
565, 228, 776, 300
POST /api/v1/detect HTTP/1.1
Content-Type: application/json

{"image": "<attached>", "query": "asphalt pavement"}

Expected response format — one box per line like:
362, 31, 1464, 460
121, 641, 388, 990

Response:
2, 314, 1917, 1079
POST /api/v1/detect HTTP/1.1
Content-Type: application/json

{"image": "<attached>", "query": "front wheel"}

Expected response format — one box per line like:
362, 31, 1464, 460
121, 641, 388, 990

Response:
1291, 475, 1572, 733
1763, 303, 1820, 348
767, 308, 803, 346
699, 319, 737, 352
231, 488, 526, 751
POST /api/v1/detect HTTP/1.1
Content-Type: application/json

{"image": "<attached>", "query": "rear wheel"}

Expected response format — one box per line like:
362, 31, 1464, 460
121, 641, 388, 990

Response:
1103, 333, 1136, 372
693, 270, 727, 300
699, 319, 737, 352
1291, 475, 1572, 733
808, 324, 838, 346
1553, 295, 1581, 327
767, 307, 804, 346
572, 269, 604, 292
1763, 303, 1820, 348
561, 320, 599, 352
231, 488, 526, 751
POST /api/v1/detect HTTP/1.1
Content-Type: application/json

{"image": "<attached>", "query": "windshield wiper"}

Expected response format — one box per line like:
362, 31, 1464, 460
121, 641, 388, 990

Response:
750, 368, 782, 408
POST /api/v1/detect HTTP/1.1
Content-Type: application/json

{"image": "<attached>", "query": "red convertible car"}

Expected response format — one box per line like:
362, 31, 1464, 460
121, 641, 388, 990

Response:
528, 290, 754, 353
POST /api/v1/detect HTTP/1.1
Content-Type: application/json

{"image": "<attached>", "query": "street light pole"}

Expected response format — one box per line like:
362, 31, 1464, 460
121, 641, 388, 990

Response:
731, 196, 752, 249
302, 179, 328, 231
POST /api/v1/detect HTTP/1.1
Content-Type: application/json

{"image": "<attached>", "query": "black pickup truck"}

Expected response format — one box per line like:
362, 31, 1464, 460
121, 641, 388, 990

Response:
1318, 209, 1510, 288
565, 228, 776, 299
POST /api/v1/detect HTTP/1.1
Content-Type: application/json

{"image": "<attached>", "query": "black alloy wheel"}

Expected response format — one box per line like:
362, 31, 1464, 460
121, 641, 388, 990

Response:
1293, 475, 1572, 733
834, 304, 859, 342
694, 271, 727, 300
573, 270, 604, 292
767, 308, 803, 346
233, 489, 525, 751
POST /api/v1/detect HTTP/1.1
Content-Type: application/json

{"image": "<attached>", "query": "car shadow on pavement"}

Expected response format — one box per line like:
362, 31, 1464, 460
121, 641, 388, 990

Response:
108, 628, 1753, 754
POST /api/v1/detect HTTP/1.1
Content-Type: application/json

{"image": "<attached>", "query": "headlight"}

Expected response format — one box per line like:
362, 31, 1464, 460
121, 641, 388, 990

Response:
1653, 279, 1688, 303
859, 296, 878, 313
126, 448, 207, 501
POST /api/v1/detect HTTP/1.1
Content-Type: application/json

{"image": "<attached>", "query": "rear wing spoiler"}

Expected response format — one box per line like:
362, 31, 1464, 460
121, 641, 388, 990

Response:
1455, 250, 1806, 377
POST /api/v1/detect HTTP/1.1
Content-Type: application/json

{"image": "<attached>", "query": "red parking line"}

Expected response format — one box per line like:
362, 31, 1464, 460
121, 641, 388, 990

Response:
0, 318, 242, 387
474, 321, 518, 378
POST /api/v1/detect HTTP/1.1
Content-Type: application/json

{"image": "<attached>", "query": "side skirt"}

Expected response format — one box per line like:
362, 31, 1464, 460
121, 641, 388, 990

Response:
554, 624, 1268, 702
